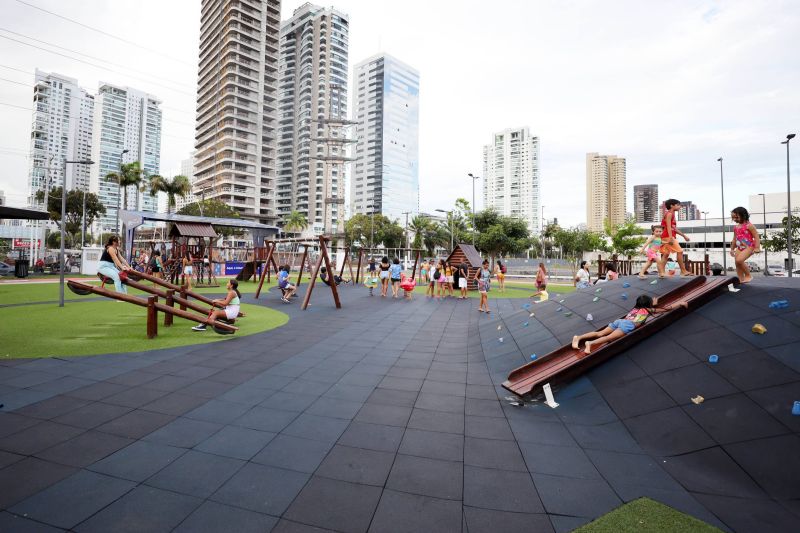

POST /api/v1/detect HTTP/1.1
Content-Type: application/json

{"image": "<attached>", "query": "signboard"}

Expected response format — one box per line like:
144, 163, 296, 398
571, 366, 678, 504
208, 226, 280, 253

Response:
225, 262, 244, 275
13, 239, 41, 248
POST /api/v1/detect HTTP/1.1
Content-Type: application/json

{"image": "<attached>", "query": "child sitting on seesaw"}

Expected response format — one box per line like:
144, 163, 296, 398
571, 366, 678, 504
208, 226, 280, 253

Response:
571, 295, 688, 353
277, 264, 297, 303
192, 279, 241, 331
399, 272, 416, 300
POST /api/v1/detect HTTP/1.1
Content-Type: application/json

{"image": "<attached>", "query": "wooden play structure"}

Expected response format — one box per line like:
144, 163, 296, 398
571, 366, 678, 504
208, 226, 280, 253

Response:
67, 269, 239, 338
446, 243, 484, 290
597, 253, 710, 278
169, 222, 220, 288
353, 248, 423, 285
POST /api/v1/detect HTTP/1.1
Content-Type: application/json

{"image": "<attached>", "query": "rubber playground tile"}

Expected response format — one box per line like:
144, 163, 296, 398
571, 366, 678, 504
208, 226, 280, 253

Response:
518, 441, 601, 480
10, 470, 136, 529
284, 476, 382, 533
726, 315, 800, 349
337, 421, 405, 453
625, 337, 700, 375
173, 500, 278, 533
673, 326, 756, 357
218, 385, 278, 406
251, 434, 333, 473
145, 449, 244, 499
464, 415, 514, 440
765, 341, 800, 373
322, 383, 376, 403
88, 440, 185, 482
184, 399, 253, 425
464, 437, 528, 472
378, 376, 424, 392
53, 401, 133, 429
586, 448, 682, 491
355, 403, 412, 427
74, 485, 201, 533
597, 376, 677, 419
0, 457, 77, 510
407, 408, 464, 435
195, 425, 276, 460
508, 417, 577, 447
532, 473, 621, 519
142, 417, 223, 449
463, 507, 554, 533
0, 388, 54, 412
693, 493, 800, 533
414, 392, 465, 414
13, 395, 90, 421
585, 354, 647, 389
553, 391, 619, 426
651, 363, 739, 405
463, 465, 544, 514
211, 463, 309, 516
746, 381, 800, 432
315, 444, 394, 487
102, 386, 170, 409
385, 454, 461, 500
565, 421, 643, 454
0, 450, 23, 470
661, 446, 766, 499
724, 434, 800, 500
466, 383, 500, 400
610, 484, 727, 530
0, 420, 85, 455
0, 511, 64, 532
684, 393, 789, 445
140, 391, 209, 416
281, 378, 334, 396
550, 515, 590, 533
95, 409, 175, 439
711, 349, 800, 391
35, 430, 134, 468
368, 489, 462, 533
28, 375, 96, 395
0, 412, 40, 438
65, 381, 130, 401
622, 407, 715, 456
259, 390, 320, 412
399, 428, 464, 462
140, 374, 198, 393
420, 379, 466, 397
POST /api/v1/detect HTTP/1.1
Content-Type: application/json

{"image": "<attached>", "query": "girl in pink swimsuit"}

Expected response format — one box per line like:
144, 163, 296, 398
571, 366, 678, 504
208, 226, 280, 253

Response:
730, 206, 761, 284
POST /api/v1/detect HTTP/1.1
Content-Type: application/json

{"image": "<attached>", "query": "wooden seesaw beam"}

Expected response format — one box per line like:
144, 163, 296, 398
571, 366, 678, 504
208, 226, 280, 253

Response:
67, 280, 237, 338
126, 270, 224, 309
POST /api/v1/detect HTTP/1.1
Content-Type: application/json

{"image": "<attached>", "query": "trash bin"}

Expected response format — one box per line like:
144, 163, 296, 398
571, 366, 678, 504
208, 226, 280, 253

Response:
14, 259, 30, 278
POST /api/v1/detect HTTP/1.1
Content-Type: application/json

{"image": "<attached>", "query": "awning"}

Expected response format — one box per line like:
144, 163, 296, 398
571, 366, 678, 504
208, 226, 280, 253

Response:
0, 206, 50, 220
169, 222, 218, 238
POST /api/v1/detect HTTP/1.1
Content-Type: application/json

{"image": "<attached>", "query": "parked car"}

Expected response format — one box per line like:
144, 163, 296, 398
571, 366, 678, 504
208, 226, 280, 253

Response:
766, 265, 786, 277
0, 262, 13, 276
746, 261, 760, 272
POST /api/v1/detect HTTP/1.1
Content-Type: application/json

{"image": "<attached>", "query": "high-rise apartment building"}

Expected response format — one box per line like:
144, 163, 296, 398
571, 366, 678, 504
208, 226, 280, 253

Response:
482, 127, 541, 235
193, 0, 282, 224
28, 70, 94, 208
633, 184, 659, 223
678, 200, 700, 221
350, 53, 419, 221
586, 152, 626, 232
277, 3, 350, 236
174, 156, 196, 213
89, 83, 162, 232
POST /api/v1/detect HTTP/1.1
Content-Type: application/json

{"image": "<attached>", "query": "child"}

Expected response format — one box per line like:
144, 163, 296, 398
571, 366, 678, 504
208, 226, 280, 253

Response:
458, 261, 469, 299
379, 256, 391, 297
571, 295, 688, 353
474, 259, 491, 313
182, 252, 194, 290
390, 257, 403, 298
730, 206, 761, 283
419, 259, 429, 284
436, 259, 448, 298
531, 263, 548, 299
495, 260, 507, 292
426, 260, 437, 298
192, 279, 241, 331
604, 262, 619, 282
638, 226, 662, 278
365, 257, 378, 296
277, 264, 296, 303
659, 199, 693, 277
149, 250, 164, 286
399, 272, 416, 300
445, 262, 454, 298
575, 261, 591, 288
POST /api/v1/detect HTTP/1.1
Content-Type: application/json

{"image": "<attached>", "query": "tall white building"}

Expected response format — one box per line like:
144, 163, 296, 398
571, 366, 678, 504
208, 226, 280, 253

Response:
28, 69, 94, 207
277, 3, 350, 236
193, 0, 282, 224
350, 53, 419, 222
482, 127, 541, 235
89, 83, 162, 233
174, 156, 197, 213
586, 152, 626, 232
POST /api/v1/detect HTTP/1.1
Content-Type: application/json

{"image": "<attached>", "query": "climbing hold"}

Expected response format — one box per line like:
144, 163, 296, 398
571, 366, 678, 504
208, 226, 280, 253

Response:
556, 307, 563, 312
728, 284, 740, 293
792, 401, 800, 416
708, 354, 719, 364
497, 325, 502, 330
530, 354, 537, 360
691, 395, 705, 405
522, 303, 531, 309
592, 297, 599, 302
621, 293, 628, 300
586, 314, 593, 321
769, 300, 789, 309
751, 323, 767, 335
650, 279, 658, 285
595, 288, 602, 293
622, 282, 630, 288
523, 322, 529, 327
498, 337, 504, 343
559, 299, 565, 304
564, 312, 573, 317
529, 312, 535, 317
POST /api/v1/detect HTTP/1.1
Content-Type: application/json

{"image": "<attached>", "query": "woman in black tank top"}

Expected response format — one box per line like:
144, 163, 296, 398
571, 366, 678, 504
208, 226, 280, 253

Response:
97, 235, 131, 294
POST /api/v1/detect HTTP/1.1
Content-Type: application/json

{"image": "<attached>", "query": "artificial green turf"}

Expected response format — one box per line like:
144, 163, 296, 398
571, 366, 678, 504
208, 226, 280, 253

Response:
575, 498, 722, 533
0, 300, 288, 359
405, 281, 575, 299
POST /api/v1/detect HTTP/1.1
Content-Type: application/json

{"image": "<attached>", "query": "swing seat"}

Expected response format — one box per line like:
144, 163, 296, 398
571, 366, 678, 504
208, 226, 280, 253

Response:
213, 318, 236, 335
68, 283, 94, 296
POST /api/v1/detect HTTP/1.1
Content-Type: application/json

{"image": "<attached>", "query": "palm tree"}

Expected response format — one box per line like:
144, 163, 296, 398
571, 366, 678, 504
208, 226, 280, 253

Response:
284, 211, 308, 236
105, 161, 144, 232
147, 175, 191, 214
408, 215, 431, 249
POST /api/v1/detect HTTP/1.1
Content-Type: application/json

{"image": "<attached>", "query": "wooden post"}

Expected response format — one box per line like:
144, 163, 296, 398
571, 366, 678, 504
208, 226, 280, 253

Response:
704, 253, 710, 275
301, 254, 325, 310
255, 242, 275, 299
355, 248, 363, 284
164, 289, 174, 327
179, 287, 187, 311
319, 237, 341, 308
296, 244, 309, 286
146, 296, 158, 339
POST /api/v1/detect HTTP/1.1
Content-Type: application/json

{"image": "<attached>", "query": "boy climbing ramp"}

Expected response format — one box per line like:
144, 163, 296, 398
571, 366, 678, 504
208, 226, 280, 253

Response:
571, 295, 688, 354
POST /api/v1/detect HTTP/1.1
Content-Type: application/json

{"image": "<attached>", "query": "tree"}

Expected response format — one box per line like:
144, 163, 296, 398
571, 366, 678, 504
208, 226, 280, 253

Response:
378, 219, 405, 249
604, 218, 646, 256
763, 215, 800, 255
283, 211, 309, 235
147, 174, 191, 214
105, 161, 145, 216
422, 225, 448, 255
178, 200, 242, 237
408, 215, 431, 249
473, 208, 531, 260
35, 187, 106, 242
344, 214, 404, 249
552, 227, 606, 265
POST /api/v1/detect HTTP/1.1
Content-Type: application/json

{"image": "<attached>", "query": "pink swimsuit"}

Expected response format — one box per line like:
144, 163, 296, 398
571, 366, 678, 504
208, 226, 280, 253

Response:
734, 223, 754, 251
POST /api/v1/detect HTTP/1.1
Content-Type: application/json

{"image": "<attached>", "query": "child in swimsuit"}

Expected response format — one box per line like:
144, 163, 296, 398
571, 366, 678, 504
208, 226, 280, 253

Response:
730, 206, 761, 283
638, 225, 662, 278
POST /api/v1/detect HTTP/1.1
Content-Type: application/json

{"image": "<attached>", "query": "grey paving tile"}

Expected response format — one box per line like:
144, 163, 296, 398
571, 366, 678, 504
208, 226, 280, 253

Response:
533, 473, 621, 518
53, 401, 132, 429
0, 511, 64, 532
13, 395, 90, 420
88, 440, 185, 482
378, 376, 424, 392
0, 449, 23, 469
0, 420, 85, 455
212, 463, 309, 515
355, 403, 412, 427
463, 465, 544, 513
316, 444, 394, 486
337, 421, 405, 453
145, 449, 244, 498
306, 397, 364, 420
142, 417, 223, 448
368, 489, 462, 533
519, 442, 601, 480
0, 457, 77, 509
0, 412, 40, 438
185, 399, 252, 424
95, 409, 175, 439
74, 485, 201, 533
282, 413, 350, 444
195, 424, 276, 460
10, 470, 136, 529
407, 408, 464, 435
259, 390, 320, 412
65, 381, 130, 401
140, 391, 209, 416
285, 476, 382, 533
399, 428, 463, 462
464, 437, 527, 472
233, 406, 299, 433
251, 434, 333, 473
414, 392, 464, 413
35, 430, 134, 468
173, 500, 279, 533
463, 507, 554, 533
365, 387, 418, 407
386, 454, 462, 500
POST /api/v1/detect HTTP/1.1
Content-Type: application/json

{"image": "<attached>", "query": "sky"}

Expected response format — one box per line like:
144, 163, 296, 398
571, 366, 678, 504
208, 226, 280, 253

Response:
0, 0, 798, 227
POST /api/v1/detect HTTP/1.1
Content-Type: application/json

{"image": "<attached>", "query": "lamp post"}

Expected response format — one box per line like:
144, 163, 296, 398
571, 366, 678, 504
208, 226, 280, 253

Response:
468, 173, 479, 244
114, 149, 130, 237
717, 157, 726, 272
781, 133, 795, 277
757, 193, 768, 274
60, 159, 95, 307
701, 211, 709, 254
402, 210, 411, 266
435, 209, 453, 251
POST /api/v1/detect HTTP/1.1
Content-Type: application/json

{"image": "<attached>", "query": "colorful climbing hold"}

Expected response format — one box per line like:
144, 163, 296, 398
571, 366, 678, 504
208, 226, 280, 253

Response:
691, 395, 705, 405
622, 282, 630, 288
595, 288, 602, 293
621, 293, 628, 300
592, 296, 599, 302
769, 300, 789, 309
497, 325, 502, 331
650, 279, 658, 285
556, 307, 563, 312
559, 299, 565, 304
792, 401, 800, 416
586, 314, 593, 321
564, 312, 573, 317
498, 337, 504, 343
751, 323, 767, 335
529, 312, 535, 317
708, 354, 719, 364
530, 354, 537, 360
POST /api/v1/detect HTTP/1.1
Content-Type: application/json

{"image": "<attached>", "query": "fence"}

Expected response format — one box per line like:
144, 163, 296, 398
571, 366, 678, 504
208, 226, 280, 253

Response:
597, 254, 710, 277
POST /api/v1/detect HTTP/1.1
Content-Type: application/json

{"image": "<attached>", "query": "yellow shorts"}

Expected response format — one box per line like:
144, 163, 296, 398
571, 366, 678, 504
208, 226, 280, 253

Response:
660, 240, 682, 254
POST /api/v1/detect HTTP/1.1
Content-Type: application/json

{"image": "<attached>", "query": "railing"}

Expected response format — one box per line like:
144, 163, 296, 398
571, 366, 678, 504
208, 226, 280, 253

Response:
597, 254, 710, 277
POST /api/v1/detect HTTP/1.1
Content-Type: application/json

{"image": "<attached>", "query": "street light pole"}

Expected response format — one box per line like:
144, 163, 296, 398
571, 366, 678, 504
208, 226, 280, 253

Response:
115, 149, 130, 237
717, 157, 727, 272
757, 193, 767, 274
781, 134, 795, 277
60, 159, 95, 307
468, 173, 479, 245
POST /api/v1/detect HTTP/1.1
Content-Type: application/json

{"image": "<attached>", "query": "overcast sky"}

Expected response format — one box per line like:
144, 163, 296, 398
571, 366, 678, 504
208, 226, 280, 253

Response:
0, 0, 797, 226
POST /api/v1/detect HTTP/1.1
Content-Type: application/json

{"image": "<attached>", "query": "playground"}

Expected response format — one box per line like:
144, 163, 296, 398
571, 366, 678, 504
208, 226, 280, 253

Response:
0, 254, 798, 531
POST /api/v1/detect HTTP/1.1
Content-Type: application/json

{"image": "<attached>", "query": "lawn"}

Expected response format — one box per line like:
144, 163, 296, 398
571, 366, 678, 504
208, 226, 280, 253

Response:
575, 498, 722, 533
0, 300, 288, 359
405, 280, 575, 299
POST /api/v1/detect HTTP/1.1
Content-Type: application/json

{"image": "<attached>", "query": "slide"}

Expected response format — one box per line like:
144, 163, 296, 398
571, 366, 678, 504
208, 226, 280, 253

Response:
236, 261, 257, 282
503, 276, 736, 398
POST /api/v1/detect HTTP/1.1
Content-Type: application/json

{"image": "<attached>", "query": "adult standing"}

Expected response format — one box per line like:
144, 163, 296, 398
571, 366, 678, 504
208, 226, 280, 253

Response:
575, 260, 591, 289
97, 235, 131, 294
494, 260, 507, 292
458, 261, 469, 299
390, 257, 403, 298
474, 259, 492, 313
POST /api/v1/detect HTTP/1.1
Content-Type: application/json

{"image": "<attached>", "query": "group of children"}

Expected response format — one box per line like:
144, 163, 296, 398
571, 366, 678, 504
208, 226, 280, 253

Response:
363, 257, 416, 299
